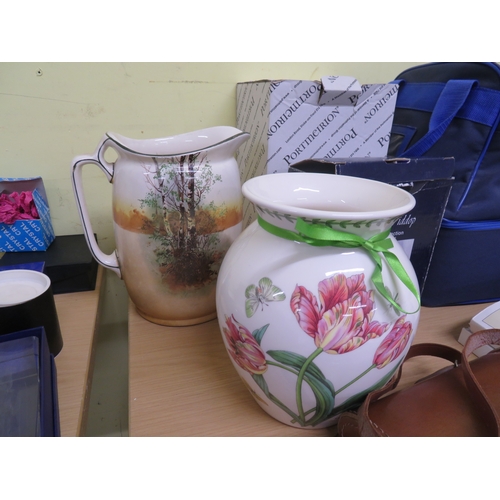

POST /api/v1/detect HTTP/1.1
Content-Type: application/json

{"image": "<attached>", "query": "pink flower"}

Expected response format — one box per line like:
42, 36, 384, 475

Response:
222, 315, 267, 375
0, 191, 39, 224
373, 315, 413, 369
290, 273, 389, 354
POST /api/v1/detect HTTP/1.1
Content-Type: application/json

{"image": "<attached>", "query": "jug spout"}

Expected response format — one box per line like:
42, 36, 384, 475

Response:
179, 126, 249, 161
214, 126, 250, 156
192, 126, 249, 164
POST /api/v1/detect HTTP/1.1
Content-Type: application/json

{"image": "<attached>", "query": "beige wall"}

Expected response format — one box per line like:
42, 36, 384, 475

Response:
1, 62, 422, 253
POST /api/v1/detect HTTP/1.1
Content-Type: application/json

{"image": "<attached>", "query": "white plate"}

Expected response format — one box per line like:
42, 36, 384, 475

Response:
0, 269, 50, 307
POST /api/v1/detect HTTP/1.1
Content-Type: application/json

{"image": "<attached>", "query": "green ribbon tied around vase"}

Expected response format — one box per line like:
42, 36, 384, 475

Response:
257, 215, 421, 315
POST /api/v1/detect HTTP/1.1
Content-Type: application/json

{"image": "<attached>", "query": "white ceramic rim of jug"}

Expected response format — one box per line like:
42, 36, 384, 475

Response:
0, 269, 50, 307
242, 172, 416, 221
105, 127, 248, 157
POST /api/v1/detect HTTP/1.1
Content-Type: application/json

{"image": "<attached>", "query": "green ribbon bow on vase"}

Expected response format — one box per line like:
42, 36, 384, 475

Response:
257, 215, 421, 315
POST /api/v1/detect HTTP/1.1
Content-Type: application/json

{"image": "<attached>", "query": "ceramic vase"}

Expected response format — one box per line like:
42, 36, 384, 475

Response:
216, 172, 421, 428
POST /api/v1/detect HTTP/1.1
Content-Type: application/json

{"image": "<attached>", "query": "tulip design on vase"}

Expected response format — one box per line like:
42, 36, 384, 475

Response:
222, 272, 414, 427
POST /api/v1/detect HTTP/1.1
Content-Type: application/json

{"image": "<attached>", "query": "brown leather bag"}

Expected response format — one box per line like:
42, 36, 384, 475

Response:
337, 329, 500, 437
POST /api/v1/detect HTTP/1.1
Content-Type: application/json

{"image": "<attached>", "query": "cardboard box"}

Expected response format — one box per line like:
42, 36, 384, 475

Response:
236, 77, 399, 227
0, 177, 55, 252
0, 234, 98, 294
289, 157, 455, 293
318, 76, 362, 106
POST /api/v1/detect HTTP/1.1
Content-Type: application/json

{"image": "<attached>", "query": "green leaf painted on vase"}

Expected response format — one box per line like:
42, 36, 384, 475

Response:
251, 324, 269, 346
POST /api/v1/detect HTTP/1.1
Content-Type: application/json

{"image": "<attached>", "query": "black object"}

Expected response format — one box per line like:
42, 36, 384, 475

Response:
0, 234, 98, 294
388, 62, 500, 306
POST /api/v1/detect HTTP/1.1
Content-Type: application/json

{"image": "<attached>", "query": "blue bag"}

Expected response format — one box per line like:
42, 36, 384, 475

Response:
388, 62, 500, 306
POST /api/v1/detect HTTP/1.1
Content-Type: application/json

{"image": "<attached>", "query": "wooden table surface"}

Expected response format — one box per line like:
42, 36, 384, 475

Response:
53, 269, 102, 437
129, 300, 491, 437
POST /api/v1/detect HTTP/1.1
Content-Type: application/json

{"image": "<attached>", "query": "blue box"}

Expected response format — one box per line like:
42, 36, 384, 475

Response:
0, 177, 55, 252
0, 327, 60, 437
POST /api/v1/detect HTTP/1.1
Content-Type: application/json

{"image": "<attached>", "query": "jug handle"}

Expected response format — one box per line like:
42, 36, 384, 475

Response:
71, 136, 121, 278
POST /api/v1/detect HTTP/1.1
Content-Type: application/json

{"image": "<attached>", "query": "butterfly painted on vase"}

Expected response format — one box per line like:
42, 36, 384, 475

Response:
245, 277, 286, 318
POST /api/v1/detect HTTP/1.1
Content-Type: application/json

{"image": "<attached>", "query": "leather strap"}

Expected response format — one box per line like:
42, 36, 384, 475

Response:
460, 329, 500, 435
357, 329, 500, 437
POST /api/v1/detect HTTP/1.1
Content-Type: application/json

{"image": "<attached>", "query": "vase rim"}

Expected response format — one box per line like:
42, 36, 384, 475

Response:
243, 173, 416, 221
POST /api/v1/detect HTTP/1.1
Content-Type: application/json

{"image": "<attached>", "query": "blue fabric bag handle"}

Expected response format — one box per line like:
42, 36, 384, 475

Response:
402, 79, 477, 157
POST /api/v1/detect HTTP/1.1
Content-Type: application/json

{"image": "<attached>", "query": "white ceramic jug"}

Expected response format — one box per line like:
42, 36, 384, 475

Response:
71, 126, 249, 326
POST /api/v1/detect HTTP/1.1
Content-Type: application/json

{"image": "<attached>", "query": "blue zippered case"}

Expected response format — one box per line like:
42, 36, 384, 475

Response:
388, 62, 500, 306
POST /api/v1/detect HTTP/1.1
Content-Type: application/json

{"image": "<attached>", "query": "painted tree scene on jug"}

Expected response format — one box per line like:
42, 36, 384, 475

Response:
136, 153, 237, 289
221, 272, 413, 428
112, 154, 239, 287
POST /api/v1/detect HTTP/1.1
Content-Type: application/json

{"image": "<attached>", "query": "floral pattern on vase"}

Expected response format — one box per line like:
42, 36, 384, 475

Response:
290, 273, 388, 354
221, 273, 413, 428
222, 314, 268, 375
